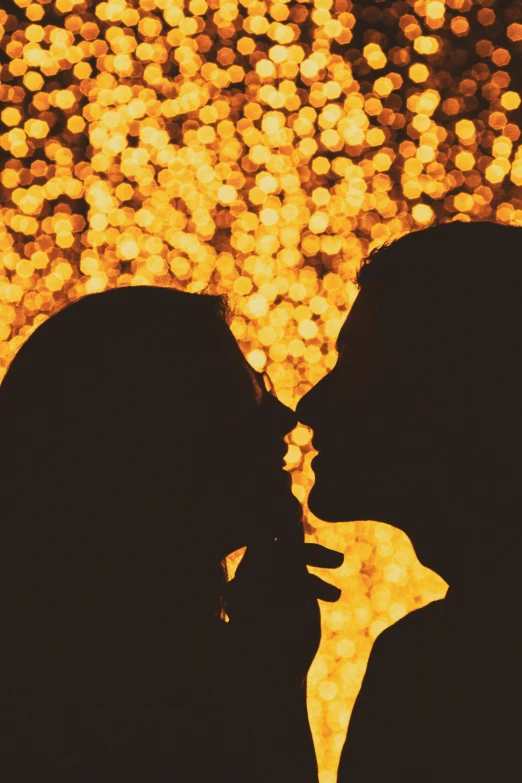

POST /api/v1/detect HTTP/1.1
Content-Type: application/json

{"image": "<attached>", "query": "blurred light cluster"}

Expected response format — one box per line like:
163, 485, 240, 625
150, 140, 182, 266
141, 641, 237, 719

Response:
1, 0, 521, 778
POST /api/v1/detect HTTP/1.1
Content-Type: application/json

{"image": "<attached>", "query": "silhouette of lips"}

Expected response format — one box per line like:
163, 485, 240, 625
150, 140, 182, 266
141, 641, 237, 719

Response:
277, 440, 289, 465
262, 442, 289, 468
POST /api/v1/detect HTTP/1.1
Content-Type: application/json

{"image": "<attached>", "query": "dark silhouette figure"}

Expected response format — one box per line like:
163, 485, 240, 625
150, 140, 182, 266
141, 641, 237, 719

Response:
0, 285, 343, 782
297, 220, 522, 781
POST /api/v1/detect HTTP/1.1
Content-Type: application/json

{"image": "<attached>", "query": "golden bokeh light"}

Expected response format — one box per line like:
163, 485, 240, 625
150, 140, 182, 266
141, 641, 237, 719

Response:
1, 0, 522, 778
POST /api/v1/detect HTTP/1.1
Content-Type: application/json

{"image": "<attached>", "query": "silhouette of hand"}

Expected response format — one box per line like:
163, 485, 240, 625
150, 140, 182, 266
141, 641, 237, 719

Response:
224, 521, 343, 681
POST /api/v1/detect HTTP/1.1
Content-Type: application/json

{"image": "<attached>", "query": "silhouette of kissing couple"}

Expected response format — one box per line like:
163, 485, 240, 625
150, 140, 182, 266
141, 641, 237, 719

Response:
1, 220, 521, 781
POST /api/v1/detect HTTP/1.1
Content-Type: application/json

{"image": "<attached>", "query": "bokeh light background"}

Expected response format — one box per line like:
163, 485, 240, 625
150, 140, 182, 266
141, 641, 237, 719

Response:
1, 0, 522, 779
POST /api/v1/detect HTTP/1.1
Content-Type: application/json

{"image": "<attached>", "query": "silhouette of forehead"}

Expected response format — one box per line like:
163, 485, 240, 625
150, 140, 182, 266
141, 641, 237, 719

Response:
5, 289, 260, 409
336, 284, 382, 354
178, 314, 262, 403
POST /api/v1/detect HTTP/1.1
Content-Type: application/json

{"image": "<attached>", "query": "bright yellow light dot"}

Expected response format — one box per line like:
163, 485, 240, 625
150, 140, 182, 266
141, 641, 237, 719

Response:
258, 325, 277, 346
259, 208, 279, 226
24, 119, 49, 139
299, 138, 318, 157
67, 116, 86, 133
416, 89, 440, 115
510, 160, 522, 186
256, 59, 276, 78
90, 213, 108, 231
366, 127, 386, 146
23, 71, 44, 91
454, 193, 474, 212
217, 185, 237, 204
250, 16, 269, 35
138, 16, 162, 37
1, 169, 19, 188
412, 114, 430, 132
322, 236, 342, 255
298, 319, 318, 339
197, 126, 216, 144
309, 212, 329, 234
455, 119, 476, 140
414, 36, 440, 55
363, 43, 387, 70
237, 37, 255, 55
144, 64, 163, 85
292, 425, 312, 446
411, 204, 434, 224
426, 1, 445, 20
269, 45, 288, 64
246, 294, 268, 319
318, 681, 338, 700
247, 348, 267, 370
262, 112, 285, 133
501, 91, 521, 111
300, 59, 320, 79
365, 97, 382, 117
455, 151, 475, 171
117, 236, 140, 260
135, 42, 153, 61
324, 19, 342, 38
409, 63, 430, 83
32, 251, 49, 269
373, 77, 394, 97
23, 47, 45, 68
417, 145, 435, 163
25, 24, 45, 43
492, 137, 512, 158
1, 108, 22, 127
54, 90, 76, 110
321, 129, 340, 148
16, 259, 34, 278
115, 182, 134, 202
384, 564, 404, 583
485, 161, 508, 184
113, 53, 132, 73
373, 152, 393, 171
258, 174, 278, 193
312, 187, 330, 207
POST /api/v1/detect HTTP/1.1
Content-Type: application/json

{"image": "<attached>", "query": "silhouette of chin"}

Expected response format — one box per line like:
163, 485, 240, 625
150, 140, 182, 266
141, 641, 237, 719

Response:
308, 488, 343, 522
307, 470, 356, 522
308, 459, 405, 526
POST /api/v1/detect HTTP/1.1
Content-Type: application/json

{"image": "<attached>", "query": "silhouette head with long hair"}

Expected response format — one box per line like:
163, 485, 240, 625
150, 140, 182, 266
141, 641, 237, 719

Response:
0, 285, 305, 781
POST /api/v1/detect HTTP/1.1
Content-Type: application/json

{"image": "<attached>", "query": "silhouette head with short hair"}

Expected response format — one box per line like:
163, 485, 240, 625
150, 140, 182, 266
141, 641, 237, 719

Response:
298, 220, 522, 593
297, 220, 522, 781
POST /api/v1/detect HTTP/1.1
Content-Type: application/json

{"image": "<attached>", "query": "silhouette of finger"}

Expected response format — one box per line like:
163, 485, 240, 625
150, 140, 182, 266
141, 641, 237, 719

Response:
304, 544, 344, 569
308, 574, 342, 602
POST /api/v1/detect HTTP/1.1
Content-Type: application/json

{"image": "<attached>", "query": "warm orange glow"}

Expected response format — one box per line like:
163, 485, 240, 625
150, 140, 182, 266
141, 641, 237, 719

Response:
2, 0, 520, 778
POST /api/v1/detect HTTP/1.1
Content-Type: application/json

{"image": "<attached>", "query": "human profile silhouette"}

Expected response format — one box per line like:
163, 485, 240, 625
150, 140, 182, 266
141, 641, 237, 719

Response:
0, 285, 343, 782
297, 220, 522, 781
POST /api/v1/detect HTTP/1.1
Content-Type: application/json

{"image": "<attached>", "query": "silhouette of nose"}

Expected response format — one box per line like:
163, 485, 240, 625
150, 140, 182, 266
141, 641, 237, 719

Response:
266, 394, 298, 437
295, 380, 321, 427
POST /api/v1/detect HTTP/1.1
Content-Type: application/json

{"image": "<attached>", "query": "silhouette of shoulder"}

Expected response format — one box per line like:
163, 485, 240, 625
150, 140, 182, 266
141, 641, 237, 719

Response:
338, 596, 522, 782
337, 600, 448, 783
